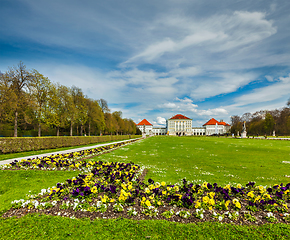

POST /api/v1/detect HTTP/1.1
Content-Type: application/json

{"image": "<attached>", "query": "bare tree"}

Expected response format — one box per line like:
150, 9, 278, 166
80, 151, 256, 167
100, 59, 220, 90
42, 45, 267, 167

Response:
97, 98, 110, 113
6, 62, 33, 137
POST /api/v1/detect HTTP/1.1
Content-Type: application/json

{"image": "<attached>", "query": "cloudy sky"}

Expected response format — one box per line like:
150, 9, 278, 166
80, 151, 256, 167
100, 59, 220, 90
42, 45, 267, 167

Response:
1, 0, 290, 127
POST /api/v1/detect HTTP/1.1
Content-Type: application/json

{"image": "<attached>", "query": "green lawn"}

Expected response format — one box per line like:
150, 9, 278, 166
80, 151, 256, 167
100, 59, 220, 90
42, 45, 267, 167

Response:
1, 136, 290, 239
0, 170, 79, 215
95, 136, 290, 186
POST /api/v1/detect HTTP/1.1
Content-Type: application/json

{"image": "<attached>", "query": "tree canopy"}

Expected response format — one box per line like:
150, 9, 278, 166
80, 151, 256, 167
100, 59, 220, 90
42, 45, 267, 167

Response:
0, 62, 137, 137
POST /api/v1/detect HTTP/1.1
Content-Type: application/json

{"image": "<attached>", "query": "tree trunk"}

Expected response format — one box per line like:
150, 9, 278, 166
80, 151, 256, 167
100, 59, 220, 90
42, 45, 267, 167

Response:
38, 122, 41, 137
70, 121, 73, 136
88, 122, 91, 136
80, 125, 83, 136
77, 125, 79, 136
57, 126, 60, 136
14, 111, 18, 137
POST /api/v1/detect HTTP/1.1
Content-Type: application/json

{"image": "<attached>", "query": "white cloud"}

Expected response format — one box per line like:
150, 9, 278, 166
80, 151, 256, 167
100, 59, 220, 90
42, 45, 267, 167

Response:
190, 72, 258, 100
157, 116, 166, 125
159, 97, 198, 112
265, 75, 274, 82
169, 66, 201, 77
197, 108, 228, 116
235, 74, 290, 105
123, 11, 276, 66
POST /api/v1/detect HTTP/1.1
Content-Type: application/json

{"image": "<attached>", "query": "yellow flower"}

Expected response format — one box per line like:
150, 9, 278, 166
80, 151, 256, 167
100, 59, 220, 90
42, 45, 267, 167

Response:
149, 184, 154, 190
232, 198, 239, 204
162, 191, 167, 195
128, 185, 133, 190
149, 195, 154, 200
202, 182, 208, 189
91, 186, 98, 194
155, 182, 161, 188
247, 191, 255, 199
167, 187, 172, 191
235, 202, 241, 209
208, 192, 215, 199
195, 200, 201, 208
202, 196, 210, 203
225, 200, 231, 208
258, 186, 266, 194
157, 201, 162, 206
237, 184, 242, 189
254, 196, 261, 203
174, 186, 179, 191
283, 204, 288, 210
145, 188, 150, 194
224, 184, 231, 191
209, 198, 215, 206
145, 200, 151, 207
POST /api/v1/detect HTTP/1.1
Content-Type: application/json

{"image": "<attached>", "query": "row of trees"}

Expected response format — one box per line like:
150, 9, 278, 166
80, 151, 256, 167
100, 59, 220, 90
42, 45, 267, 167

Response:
0, 62, 140, 137
231, 101, 290, 136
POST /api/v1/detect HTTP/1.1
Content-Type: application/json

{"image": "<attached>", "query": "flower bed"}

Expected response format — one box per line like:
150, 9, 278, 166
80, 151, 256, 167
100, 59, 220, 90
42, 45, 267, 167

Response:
2, 153, 290, 224
0, 139, 139, 171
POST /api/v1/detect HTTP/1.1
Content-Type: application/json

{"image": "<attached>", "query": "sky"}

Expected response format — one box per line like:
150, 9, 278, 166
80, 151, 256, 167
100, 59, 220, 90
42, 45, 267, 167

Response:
1, 0, 290, 127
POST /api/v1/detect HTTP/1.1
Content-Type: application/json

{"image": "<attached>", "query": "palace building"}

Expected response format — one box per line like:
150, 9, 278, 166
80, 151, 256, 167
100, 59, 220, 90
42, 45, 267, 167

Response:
136, 114, 230, 136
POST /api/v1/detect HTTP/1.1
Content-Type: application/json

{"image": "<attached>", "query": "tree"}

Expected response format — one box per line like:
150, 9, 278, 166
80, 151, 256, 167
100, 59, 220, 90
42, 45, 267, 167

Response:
112, 111, 124, 135
71, 86, 88, 136
230, 115, 242, 134
104, 113, 115, 135
98, 98, 110, 113
264, 113, 275, 135
6, 62, 33, 137
86, 98, 105, 136
0, 72, 17, 125
30, 70, 52, 137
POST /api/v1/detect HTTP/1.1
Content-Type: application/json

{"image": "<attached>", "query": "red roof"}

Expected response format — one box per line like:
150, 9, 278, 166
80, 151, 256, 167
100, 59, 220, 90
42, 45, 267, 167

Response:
203, 118, 230, 126
137, 119, 153, 126
169, 114, 191, 120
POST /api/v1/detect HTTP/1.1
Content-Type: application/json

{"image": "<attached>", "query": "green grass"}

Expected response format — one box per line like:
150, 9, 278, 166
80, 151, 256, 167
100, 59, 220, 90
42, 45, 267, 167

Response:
95, 136, 290, 186
0, 170, 79, 215
1, 136, 290, 239
1, 214, 290, 239
0, 139, 131, 162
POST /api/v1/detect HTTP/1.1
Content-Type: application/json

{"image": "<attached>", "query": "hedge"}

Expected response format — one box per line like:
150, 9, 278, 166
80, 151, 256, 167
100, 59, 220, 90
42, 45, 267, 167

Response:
0, 135, 142, 154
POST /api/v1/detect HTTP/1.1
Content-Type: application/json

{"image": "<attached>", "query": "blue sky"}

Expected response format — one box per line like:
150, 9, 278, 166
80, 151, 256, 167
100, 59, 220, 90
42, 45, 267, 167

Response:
1, 0, 290, 127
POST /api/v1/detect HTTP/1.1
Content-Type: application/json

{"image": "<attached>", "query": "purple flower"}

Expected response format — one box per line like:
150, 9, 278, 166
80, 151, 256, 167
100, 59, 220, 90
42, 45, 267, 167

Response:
246, 182, 255, 187
148, 178, 154, 184
248, 201, 255, 206
275, 191, 283, 199
109, 185, 117, 194
268, 199, 276, 205
72, 188, 80, 197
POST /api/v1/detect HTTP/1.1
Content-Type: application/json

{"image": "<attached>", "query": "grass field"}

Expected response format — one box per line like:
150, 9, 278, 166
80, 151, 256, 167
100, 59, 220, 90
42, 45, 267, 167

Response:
96, 136, 290, 186
1, 136, 290, 239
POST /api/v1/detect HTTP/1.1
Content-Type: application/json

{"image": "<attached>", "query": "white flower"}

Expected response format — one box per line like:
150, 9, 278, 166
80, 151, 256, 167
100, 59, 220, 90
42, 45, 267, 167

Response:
267, 212, 273, 218
200, 214, 204, 219
218, 216, 223, 221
